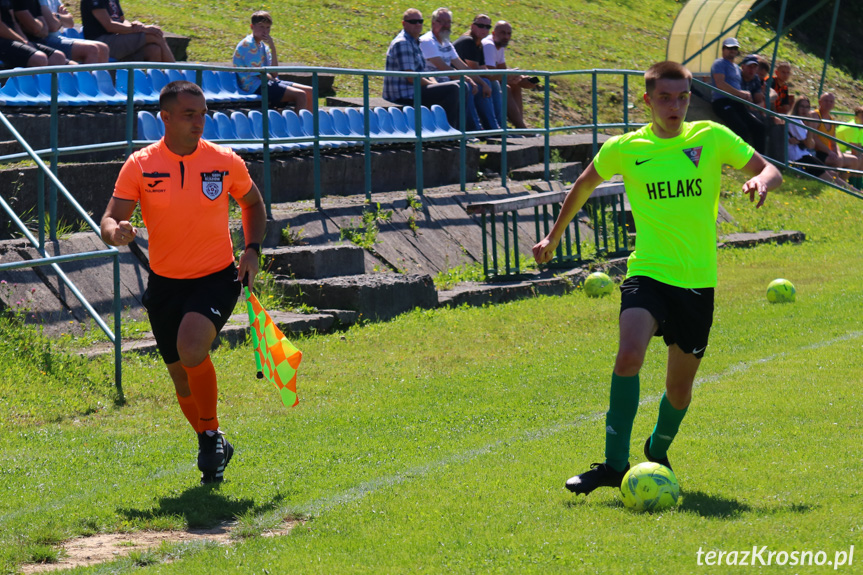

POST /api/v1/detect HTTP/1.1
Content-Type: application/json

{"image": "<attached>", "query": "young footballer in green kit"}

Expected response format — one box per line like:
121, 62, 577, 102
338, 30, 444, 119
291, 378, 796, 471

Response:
533, 61, 783, 495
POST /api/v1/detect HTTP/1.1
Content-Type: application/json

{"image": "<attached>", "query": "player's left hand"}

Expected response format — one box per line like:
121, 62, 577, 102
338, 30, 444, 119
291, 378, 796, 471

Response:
742, 177, 768, 208
238, 248, 260, 291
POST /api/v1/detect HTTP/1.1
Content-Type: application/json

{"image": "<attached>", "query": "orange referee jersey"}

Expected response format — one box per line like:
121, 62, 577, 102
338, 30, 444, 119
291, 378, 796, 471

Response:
113, 139, 253, 279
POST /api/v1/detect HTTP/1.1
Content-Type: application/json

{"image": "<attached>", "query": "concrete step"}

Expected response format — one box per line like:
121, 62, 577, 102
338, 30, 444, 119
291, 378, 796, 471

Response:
273, 273, 438, 321
476, 133, 609, 173
509, 161, 583, 182
263, 244, 365, 279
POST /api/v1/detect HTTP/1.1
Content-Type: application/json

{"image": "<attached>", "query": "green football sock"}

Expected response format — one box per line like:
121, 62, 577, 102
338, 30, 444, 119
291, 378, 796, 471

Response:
604, 372, 640, 472
649, 392, 689, 459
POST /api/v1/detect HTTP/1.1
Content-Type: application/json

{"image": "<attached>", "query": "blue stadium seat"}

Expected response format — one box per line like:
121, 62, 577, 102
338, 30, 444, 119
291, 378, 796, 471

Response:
374, 107, 396, 136
329, 108, 353, 137
431, 104, 461, 136
0, 75, 44, 106
230, 111, 264, 152
387, 107, 413, 136
203, 114, 219, 140
155, 111, 165, 137
36, 73, 86, 106
251, 109, 298, 152
148, 69, 169, 92
345, 107, 380, 139
282, 110, 314, 150
317, 110, 350, 148
299, 109, 337, 149
75, 71, 122, 105
115, 69, 158, 105
202, 70, 234, 103
93, 69, 126, 104
213, 111, 237, 138
166, 69, 185, 84
137, 111, 161, 141
404, 105, 443, 138
182, 69, 197, 83
217, 71, 260, 103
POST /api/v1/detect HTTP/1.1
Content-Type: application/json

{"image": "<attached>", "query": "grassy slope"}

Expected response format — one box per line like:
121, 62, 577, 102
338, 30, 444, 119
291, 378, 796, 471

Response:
80, 0, 862, 125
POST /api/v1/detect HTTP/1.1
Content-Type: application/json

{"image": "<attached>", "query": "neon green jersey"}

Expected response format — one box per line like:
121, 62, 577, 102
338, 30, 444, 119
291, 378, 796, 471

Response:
593, 121, 753, 288
836, 123, 863, 153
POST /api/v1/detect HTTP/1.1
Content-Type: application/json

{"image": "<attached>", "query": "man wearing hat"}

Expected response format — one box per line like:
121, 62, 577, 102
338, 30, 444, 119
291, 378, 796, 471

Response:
710, 38, 766, 153
739, 54, 765, 109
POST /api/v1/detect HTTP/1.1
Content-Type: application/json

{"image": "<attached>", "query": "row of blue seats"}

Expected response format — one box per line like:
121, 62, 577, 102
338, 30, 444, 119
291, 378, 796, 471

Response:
137, 105, 462, 153
0, 68, 261, 107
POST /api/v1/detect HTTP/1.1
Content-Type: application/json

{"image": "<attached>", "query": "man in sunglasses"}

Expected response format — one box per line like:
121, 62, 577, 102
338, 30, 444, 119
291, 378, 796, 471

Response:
383, 7, 461, 128
453, 13, 501, 130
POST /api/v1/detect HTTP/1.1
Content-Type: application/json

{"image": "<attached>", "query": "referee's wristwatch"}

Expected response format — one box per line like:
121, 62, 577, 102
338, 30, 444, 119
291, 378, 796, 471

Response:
245, 242, 261, 255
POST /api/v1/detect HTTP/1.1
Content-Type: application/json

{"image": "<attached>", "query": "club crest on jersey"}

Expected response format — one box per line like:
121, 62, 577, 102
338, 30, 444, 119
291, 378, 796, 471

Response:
201, 171, 225, 200
683, 146, 703, 168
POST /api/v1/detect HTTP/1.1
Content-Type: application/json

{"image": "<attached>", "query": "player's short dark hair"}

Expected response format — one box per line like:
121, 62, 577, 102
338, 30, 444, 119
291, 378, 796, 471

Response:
251, 10, 272, 25
159, 81, 204, 110
644, 61, 692, 95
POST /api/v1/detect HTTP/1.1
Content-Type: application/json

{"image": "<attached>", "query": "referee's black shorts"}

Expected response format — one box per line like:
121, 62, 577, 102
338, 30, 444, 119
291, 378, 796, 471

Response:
619, 275, 715, 358
142, 263, 241, 365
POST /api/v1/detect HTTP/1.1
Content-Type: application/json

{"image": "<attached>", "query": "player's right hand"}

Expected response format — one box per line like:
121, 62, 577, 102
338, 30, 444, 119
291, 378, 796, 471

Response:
532, 236, 558, 265
112, 221, 137, 246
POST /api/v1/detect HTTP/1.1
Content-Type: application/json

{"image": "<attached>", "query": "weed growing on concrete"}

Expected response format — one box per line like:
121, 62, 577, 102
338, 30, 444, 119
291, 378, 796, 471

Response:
340, 203, 392, 250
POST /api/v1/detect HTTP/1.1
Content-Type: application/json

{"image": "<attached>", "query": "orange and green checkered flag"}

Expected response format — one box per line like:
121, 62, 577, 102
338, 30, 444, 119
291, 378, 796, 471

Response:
244, 286, 302, 407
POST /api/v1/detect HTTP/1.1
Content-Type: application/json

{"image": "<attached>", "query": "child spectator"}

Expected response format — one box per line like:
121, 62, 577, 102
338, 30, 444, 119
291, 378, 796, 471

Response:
232, 10, 313, 111
772, 61, 794, 115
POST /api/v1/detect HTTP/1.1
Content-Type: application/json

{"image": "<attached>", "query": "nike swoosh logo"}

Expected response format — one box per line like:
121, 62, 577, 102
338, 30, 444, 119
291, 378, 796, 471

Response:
692, 346, 706, 355
210, 308, 222, 317
635, 159, 652, 165
147, 180, 163, 187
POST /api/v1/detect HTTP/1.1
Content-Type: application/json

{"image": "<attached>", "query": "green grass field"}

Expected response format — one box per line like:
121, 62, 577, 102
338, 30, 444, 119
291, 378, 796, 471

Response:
4, 1, 863, 572
2, 172, 863, 573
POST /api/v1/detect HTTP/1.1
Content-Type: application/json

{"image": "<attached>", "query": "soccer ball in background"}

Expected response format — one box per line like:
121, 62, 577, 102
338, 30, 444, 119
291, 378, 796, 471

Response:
620, 462, 680, 512
766, 278, 796, 303
583, 272, 614, 297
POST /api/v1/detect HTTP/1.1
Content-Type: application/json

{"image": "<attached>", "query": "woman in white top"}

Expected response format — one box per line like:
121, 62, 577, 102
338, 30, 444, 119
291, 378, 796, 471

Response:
787, 96, 846, 186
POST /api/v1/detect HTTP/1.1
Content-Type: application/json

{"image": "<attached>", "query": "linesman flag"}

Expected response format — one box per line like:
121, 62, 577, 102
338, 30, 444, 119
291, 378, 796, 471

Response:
244, 286, 302, 407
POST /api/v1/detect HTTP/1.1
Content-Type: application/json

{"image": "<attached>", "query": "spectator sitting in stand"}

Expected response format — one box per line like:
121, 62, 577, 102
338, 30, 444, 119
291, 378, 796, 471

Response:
482, 20, 540, 131
233, 10, 313, 111
383, 8, 462, 129
739, 55, 764, 109
0, 0, 68, 68
786, 96, 842, 185
81, 0, 174, 62
15, 0, 108, 63
836, 105, 863, 188
419, 7, 489, 132
810, 92, 860, 185
771, 61, 794, 115
710, 37, 765, 153
453, 13, 501, 130
757, 57, 778, 110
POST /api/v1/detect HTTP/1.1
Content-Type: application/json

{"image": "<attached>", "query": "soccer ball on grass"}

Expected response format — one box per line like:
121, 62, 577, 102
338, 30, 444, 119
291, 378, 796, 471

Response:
583, 272, 614, 297
620, 462, 680, 512
766, 278, 796, 303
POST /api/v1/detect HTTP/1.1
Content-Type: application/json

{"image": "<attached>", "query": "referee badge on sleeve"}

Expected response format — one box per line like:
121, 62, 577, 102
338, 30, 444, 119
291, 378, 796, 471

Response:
201, 170, 225, 200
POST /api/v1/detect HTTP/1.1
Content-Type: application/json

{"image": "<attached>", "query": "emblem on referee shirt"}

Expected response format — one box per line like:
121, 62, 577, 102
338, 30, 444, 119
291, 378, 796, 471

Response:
201, 170, 225, 200
683, 146, 703, 168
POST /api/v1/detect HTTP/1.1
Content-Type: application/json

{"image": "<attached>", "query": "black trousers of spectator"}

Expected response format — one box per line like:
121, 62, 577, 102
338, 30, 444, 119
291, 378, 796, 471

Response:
712, 98, 766, 154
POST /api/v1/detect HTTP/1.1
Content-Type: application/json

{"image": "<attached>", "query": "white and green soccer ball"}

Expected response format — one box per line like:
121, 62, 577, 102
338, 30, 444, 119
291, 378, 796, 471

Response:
583, 272, 614, 298
620, 462, 680, 512
766, 278, 796, 303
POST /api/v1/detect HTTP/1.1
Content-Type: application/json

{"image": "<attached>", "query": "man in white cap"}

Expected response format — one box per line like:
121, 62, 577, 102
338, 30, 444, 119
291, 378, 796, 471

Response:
710, 38, 765, 153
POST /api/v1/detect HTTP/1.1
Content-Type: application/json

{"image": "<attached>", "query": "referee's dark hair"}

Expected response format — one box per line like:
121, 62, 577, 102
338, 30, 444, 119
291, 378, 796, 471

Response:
644, 61, 692, 96
159, 80, 205, 110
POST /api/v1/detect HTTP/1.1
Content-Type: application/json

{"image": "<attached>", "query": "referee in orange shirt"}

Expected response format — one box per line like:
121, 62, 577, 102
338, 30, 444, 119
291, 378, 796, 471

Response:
101, 81, 267, 484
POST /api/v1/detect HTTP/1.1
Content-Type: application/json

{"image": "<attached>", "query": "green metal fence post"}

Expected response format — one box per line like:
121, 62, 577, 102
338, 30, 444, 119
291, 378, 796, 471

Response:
512, 210, 520, 274
490, 211, 498, 275
113, 253, 124, 401
50, 72, 58, 240
313, 71, 321, 208
125, 67, 134, 159
544, 74, 551, 184
413, 75, 423, 196
363, 74, 372, 202
261, 70, 272, 218
481, 212, 489, 277
592, 71, 598, 156
500, 71, 508, 189
459, 75, 466, 192
818, 0, 841, 98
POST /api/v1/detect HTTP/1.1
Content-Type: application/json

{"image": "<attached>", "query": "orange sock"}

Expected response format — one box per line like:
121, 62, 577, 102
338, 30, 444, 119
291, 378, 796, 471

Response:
183, 355, 219, 432
175, 392, 200, 433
